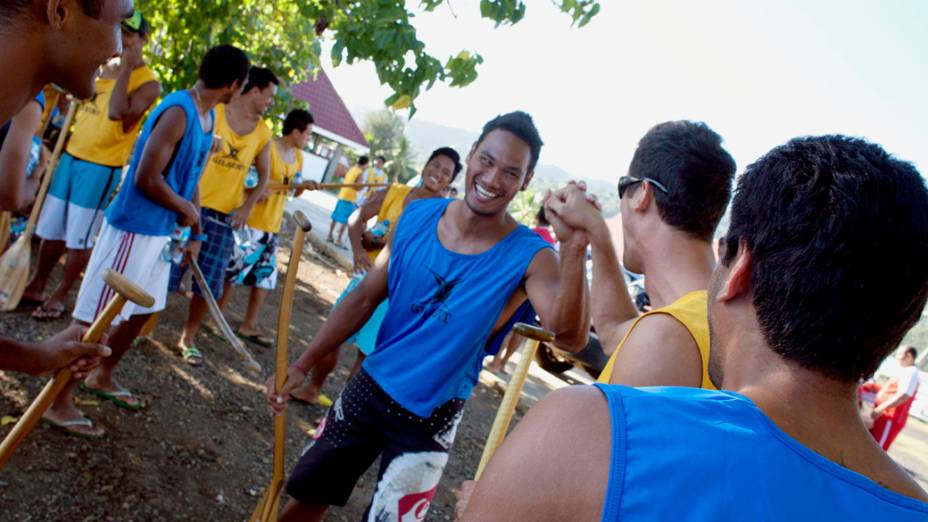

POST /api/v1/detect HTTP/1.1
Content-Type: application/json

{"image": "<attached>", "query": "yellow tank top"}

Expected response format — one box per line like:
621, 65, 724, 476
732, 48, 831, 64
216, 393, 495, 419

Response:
199, 104, 273, 214
247, 140, 303, 233
366, 183, 413, 261
337, 166, 364, 202
66, 66, 158, 167
597, 290, 715, 389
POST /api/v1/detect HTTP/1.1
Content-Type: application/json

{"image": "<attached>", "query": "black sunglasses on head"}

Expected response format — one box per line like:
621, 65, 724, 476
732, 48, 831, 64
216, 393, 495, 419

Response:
618, 175, 670, 198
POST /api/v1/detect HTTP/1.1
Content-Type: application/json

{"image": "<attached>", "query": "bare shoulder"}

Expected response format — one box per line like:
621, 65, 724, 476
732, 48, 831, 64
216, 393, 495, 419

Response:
462, 386, 612, 521
610, 313, 702, 387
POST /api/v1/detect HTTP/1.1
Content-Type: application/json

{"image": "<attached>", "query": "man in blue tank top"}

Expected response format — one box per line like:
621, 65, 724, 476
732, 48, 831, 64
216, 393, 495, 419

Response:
461, 136, 928, 520
266, 112, 591, 521
42, 45, 250, 438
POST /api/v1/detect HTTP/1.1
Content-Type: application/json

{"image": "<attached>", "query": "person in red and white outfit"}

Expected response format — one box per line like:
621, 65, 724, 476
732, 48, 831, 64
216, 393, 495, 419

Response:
868, 346, 921, 450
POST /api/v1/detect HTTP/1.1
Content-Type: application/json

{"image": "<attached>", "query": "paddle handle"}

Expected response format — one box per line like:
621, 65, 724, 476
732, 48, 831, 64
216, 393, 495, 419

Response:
0, 293, 126, 469
269, 181, 388, 194
0, 211, 10, 253
474, 336, 542, 480
22, 101, 76, 241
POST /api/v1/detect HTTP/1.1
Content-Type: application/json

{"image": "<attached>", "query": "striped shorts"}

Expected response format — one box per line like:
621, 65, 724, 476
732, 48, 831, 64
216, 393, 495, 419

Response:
72, 220, 171, 325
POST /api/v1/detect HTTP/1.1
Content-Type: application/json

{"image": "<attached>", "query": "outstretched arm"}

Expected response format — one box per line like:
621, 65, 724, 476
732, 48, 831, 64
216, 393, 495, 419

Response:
133, 106, 199, 228
0, 325, 111, 380
266, 238, 391, 414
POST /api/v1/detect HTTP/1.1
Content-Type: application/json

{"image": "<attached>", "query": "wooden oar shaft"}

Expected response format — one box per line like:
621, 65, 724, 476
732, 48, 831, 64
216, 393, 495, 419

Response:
0, 293, 126, 469
0, 211, 10, 253
268, 182, 388, 194
474, 323, 554, 480
22, 101, 76, 241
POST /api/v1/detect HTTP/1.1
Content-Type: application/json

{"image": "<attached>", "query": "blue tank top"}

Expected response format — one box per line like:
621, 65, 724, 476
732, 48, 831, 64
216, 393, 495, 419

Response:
363, 199, 551, 417
594, 384, 928, 521
106, 91, 213, 236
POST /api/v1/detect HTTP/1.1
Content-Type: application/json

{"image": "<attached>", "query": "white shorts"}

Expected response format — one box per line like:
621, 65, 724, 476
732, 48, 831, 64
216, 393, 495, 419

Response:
35, 194, 108, 249
73, 221, 171, 325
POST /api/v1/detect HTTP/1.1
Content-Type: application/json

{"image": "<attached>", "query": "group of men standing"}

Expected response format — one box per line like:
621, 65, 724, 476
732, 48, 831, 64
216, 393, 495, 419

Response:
0, 1, 926, 521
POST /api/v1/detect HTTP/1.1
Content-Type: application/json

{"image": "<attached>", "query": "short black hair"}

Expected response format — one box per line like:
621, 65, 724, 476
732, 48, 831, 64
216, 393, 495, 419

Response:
198, 45, 250, 90
377, 155, 387, 163
357, 156, 370, 166
536, 206, 550, 227
243, 66, 280, 94
905, 346, 919, 360
723, 135, 928, 381
283, 109, 313, 136
428, 147, 463, 180
627, 121, 736, 241
475, 111, 543, 174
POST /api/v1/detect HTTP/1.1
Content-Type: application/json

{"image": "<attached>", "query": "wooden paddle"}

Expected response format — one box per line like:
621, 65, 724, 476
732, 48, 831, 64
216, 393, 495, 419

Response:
0, 101, 77, 311
0, 269, 154, 469
0, 212, 10, 254
474, 322, 555, 480
267, 181, 388, 194
249, 210, 312, 522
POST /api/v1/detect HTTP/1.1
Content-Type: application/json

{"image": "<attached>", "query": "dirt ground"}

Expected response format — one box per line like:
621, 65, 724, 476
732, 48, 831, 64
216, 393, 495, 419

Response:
0, 219, 516, 521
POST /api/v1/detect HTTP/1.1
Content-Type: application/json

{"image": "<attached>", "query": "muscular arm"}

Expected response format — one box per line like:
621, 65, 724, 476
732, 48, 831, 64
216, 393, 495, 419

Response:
0, 100, 42, 210
108, 74, 160, 133
607, 314, 702, 387
461, 386, 610, 522
524, 240, 590, 352
586, 217, 639, 354
133, 106, 193, 216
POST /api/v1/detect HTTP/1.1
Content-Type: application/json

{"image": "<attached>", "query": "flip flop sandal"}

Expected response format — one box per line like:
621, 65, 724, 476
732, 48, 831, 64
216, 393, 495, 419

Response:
18, 296, 45, 309
79, 383, 143, 412
31, 304, 66, 322
182, 346, 204, 367
42, 416, 105, 439
235, 330, 273, 348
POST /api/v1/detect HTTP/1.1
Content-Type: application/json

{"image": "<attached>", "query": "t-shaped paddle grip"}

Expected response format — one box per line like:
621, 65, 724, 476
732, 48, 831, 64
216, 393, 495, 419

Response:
292, 210, 312, 232
102, 269, 155, 308
511, 322, 555, 342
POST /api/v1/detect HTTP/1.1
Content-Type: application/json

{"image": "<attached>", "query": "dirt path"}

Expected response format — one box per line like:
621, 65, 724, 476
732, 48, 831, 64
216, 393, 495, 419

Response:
0, 219, 519, 521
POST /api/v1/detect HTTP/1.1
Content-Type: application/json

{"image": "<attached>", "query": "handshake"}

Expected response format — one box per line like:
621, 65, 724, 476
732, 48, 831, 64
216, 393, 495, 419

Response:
543, 181, 606, 247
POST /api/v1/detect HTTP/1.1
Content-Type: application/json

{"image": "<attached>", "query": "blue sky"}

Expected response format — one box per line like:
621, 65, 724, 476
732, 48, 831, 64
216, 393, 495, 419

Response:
324, 0, 927, 181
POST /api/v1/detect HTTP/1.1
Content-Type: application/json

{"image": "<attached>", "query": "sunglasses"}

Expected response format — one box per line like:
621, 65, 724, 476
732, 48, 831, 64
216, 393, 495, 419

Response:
617, 175, 669, 199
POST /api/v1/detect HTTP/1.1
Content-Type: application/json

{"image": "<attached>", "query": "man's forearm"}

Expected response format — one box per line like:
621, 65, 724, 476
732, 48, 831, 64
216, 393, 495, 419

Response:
137, 174, 188, 216
588, 219, 638, 350
108, 67, 132, 121
295, 287, 380, 370
548, 242, 590, 351
0, 336, 40, 375
876, 393, 910, 414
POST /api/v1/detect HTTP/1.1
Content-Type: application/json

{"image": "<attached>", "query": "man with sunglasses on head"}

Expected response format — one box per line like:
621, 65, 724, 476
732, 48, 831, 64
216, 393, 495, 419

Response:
545, 121, 736, 388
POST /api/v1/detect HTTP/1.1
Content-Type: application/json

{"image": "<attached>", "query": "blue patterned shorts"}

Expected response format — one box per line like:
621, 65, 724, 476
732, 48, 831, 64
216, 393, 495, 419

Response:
169, 207, 234, 299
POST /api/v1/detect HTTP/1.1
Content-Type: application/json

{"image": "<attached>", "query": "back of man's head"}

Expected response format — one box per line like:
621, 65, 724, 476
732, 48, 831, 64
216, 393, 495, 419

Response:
0, 0, 103, 21
628, 121, 736, 241
358, 156, 370, 167
199, 45, 250, 90
723, 135, 928, 381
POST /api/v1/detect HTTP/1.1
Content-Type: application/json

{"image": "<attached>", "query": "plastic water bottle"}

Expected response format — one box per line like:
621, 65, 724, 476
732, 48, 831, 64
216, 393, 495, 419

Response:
233, 228, 251, 250
26, 138, 41, 177
244, 165, 259, 189
160, 226, 190, 264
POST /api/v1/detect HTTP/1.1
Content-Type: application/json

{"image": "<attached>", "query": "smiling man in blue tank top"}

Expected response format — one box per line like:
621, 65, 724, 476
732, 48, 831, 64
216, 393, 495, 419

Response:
42, 45, 250, 438
266, 111, 591, 522
461, 136, 928, 521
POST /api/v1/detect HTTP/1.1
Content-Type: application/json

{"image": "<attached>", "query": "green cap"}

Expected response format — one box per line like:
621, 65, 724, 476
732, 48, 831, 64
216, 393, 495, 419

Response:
121, 11, 144, 33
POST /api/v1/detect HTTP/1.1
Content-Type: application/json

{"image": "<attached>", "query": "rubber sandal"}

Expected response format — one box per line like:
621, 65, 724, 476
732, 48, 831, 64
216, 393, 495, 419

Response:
289, 393, 333, 408
235, 330, 273, 348
181, 346, 203, 367
31, 304, 65, 321
79, 383, 143, 412
42, 416, 105, 439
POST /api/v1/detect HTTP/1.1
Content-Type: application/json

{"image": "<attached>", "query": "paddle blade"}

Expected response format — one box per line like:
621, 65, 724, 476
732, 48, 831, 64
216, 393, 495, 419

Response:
0, 237, 31, 311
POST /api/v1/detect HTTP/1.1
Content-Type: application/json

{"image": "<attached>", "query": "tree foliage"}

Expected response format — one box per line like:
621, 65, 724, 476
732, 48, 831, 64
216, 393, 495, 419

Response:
363, 109, 419, 183
141, 1, 600, 116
